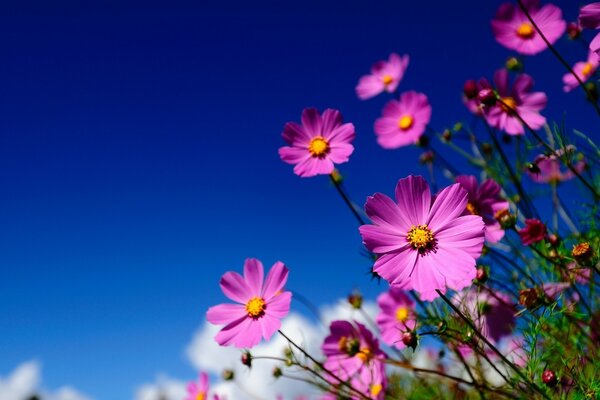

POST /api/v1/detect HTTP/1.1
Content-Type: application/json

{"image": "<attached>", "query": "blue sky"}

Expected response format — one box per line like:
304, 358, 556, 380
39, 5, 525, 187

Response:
0, 0, 597, 398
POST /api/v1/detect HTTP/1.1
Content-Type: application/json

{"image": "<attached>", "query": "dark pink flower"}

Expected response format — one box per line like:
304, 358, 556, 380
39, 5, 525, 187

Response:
322, 320, 386, 399
359, 176, 485, 301
456, 175, 509, 243
463, 79, 492, 115
563, 51, 599, 92
579, 2, 600, 60
527, 146, 586, 183
206, 258, 291, 348
491, 0, 566, 55
518, 219, 547, 245
484, 69, 547, 135
356, 53, 409, 100
376, 288, 416, 349
279, 108, 355, 178
374, 91, 431, 149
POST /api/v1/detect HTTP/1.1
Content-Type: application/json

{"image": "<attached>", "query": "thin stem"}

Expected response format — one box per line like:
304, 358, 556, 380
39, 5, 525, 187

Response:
516, 0, 600, 116
329, 174, 366, 225
435, 289, 550, 400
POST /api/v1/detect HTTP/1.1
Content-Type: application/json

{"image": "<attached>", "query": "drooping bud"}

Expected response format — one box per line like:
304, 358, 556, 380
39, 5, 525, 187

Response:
419, 151, 435, 165
347, 292, 363, 309
566, 22, 581, 40
542, 369, 558, 387
547, 233, 560, 247
478, 88, 497, 107
241, 351, 252, 367
401, 331, 418, 350
272, 367, 282, 378
222, 369, 235, 381
463, 80, 479, 99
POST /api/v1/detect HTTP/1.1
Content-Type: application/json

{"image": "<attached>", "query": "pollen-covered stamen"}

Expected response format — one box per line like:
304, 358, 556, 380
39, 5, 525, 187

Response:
356, 347, 372, 363
582, 62, 594, 77
245, 296, 266, 319
516, 22, 535, 38
396, 306, 410, 322
406, 224, 435, 251
466, 202, 478, 215
338, 336, 360, 356
308, 136, 330, 157
196, 393, 206, 400
382, 74, 393, 85
370, 384, 383, 397
500, 97, 517, 113
398, 115, 414, 130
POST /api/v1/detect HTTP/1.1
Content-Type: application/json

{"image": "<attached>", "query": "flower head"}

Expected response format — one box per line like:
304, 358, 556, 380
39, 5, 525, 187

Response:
186, 372, 221, 400
579, 2, 600, 60
374, 91, 432, 149
376, 288, 416, 348
518, 218, 546, 245
207, 258, 291, 348
463, 79, 492, 115
356, 53, 409, 100
563, 51, 599, 92
359, 176, 485, 301
484, 69, 547, 135
279, 108, 355, 178
527, 146, 586, 183
456, 175, 509, 243
322, 320, 386, 398
491, 0, 566, 55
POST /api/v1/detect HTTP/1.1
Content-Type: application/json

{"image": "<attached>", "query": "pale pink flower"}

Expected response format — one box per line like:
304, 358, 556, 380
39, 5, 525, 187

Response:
527, 146, 587, 183
563, 51, 599, 92
484, 69, 547, 135
279, 108, 355, 178
359, 176, 485, 301
376, 288, 416, 349
492, 0, 566, 55
186, 372, 222, 400
373, 91, 431, 149
206, 258, 291, 348
355, 53, 409, 100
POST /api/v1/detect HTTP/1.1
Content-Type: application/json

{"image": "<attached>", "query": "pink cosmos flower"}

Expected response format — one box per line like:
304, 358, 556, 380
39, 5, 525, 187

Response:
186, 372, 221, 400
206, 258, 291, 348
322, 320, 386, 399
517, 218, 547, 245
563, 51, 599, 92
463, 79, 492, 115
376, 288, 416, 349
527, 146, 587, 183
373, 91, 431, 149
579, 2, 600, 60
279, 108, 355, 178
484, 69, 547, 135
359, 175, 485, 301
356, 53, 409, 100
491, 0, 566, 55
456, 175, 509, 243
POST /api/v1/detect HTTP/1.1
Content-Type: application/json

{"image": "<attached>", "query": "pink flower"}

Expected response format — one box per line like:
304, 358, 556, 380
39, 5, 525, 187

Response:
463, 79, 492, 115
484, 69, 547, 135
579, 2, 600, 60
373, 91, 432, 149
359, 175, 485, 301
279, 108, 355, 178
517, 219, 547, 245
376, 288, 416, 349
455, 175, 509, 243
206, 258, 291, 348
322, 320, 386, 399
563, 51, 599, 92
491, 0, 566, 55
355, 53, 409, 100
186, 372, 221, 400
527, 146, 586, 183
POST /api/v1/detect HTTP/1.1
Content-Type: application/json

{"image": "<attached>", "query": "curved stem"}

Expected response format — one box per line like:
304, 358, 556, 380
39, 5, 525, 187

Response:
329, 174, 366, 225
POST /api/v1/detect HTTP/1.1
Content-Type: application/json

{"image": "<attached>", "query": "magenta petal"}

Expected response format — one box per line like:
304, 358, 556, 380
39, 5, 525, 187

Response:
220, 272, 252, 303
373, 247, 418, 286
321, 108, 343, 135
301, 108, 322, 136
427, 183, 468, 231
258, 313, 282, 341
279, 146, 309, 165
214, 315, 251, 346
206, 303, 247, 325
243, 258, 264, 295
410, 256, 448, 301
364, 193, 411, 232
360, 224, 406, 253
266, 291, 292, 318
394, 175, 431, 224
262, 261, 289, 300
579, 2, 600, 29
435, 215, 485, 257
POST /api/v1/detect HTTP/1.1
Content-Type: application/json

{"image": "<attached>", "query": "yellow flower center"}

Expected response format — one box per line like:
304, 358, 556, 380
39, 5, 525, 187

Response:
500, 97, 517, 113
466, 202, 478, 215
196, 393, 206, 400
356, 347, 372, 363
407, 224, 435, 250
382, 74, 393, 85
398, 115, 414, 130
572, 242, 591, 257
582, 62, 594, 77
245, 296, 266, 318
370, 384, 383, 397
517, 22, 535, 38
308, 136, 329, 157
396, 306, 410, 322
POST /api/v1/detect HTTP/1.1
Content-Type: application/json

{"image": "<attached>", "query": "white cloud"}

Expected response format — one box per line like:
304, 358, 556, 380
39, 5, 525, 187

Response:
134, 374, 187, 400
0, 361, 93, 400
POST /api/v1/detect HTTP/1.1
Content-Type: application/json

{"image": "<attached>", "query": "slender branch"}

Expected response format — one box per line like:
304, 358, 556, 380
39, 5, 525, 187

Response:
329, 174, 366, 225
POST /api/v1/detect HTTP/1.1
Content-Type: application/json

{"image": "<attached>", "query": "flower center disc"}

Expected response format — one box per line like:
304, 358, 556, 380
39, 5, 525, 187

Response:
308, 136, 329, 157
500, 97, 517, 113
356, 347, 372, 363
382, 74, 393, 85
196, 393, 206, 400
466, 202, 478, 215
246, 296, 266, 318
517, 22, 535, 38
582, 62, 593, 77
396, 306, 409, 322
407, 224, 435, 250
398, 115, 414, 130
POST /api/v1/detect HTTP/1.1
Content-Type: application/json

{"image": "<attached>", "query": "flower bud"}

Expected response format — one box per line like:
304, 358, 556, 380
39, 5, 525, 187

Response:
475, 267, 488, 284
416, 135, 429, 147
222, 369, 235, 381
241, 351, 252, 367
347, 292, 363, 309
401, 331, 418, 350
481, 143, 493, 156
506, 56, 522, 72
478, 88, 497, 107
331, 169, 343, 184
542, 369, 558, 387
441, 129, 452, 142
463, 80, 478, 99
566, 22, 581, 40
519, 288, 542, 309
495, 209, 516, 230
272, 367, 282, 378
419, 151, 435, 164
527, 162, 541, 174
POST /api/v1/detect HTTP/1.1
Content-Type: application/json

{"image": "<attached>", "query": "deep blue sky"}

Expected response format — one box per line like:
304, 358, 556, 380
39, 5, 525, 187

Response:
0, 0, 596, 398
